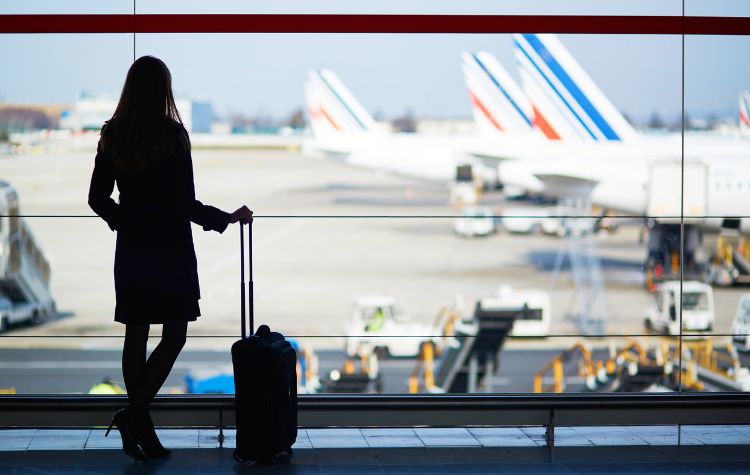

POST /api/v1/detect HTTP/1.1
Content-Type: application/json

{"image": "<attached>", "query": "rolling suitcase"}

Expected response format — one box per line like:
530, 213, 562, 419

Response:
232, 221, 297, 463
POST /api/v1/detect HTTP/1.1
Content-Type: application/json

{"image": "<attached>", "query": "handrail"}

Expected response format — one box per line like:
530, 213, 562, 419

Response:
4, 392, 750, 409
6, 393, 750, 446
1, 393, 749, 435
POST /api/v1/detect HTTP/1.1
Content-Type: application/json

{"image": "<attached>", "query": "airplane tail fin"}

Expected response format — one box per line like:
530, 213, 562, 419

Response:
740, 91, 750, 134
513, 34, 637, 142
460, 52, 539, 138
305, 69, 377, 137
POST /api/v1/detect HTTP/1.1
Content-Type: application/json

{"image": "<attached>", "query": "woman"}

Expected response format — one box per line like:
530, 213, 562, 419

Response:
89, 56, 252, 462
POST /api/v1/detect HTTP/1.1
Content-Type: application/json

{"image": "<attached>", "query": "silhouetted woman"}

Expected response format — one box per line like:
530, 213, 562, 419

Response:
88, 56, 252, 462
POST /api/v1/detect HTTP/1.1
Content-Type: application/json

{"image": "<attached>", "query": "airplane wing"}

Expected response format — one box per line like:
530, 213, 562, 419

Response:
533, 173, 599, 198
464, 148, 517, 164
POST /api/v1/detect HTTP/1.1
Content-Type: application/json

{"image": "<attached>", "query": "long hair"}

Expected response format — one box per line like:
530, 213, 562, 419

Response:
100, 56, 189, 172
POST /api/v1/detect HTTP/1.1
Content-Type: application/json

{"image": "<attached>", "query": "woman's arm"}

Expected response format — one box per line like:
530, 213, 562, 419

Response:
182, 150, 233, 233
88, 147, 121, 231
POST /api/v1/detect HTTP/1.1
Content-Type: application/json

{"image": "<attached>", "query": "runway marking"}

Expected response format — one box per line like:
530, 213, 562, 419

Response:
205, 219, 311, 276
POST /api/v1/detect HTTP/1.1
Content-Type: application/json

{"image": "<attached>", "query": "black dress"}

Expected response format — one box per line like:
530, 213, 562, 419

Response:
88, 126, 231, 324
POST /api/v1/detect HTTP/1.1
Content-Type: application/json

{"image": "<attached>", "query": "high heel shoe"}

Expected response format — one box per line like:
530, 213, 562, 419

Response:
106, 408, 148, 462
131, 406, 171, 459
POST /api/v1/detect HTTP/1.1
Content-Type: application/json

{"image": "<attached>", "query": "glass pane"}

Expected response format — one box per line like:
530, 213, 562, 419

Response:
0, 34, 133, 147
683, 34, 750, 319
130, 32, 681, 210
12, 216, 653, 340
0, 31, 696, 395
686, 0, 750, 17
681, 33, 750, 395
0, 0, 132, 14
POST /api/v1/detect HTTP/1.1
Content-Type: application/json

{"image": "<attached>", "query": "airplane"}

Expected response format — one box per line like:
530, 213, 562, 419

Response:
304, 36, 749, 219
302, 35, 750, 283
460, 51, 540, 139
303, 69, 473, 182
302, 51, 560, 190
462, 34, 750, 281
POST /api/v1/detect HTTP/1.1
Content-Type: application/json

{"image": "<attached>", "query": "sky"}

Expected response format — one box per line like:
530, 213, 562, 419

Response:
0, 1, 749, 122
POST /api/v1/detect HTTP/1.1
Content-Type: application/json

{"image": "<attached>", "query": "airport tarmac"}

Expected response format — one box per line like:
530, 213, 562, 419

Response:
7, 346, 750, 395
0, 148, 747, 352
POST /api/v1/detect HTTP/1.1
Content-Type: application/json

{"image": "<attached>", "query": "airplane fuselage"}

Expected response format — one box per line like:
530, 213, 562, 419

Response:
486, 132, 750, 232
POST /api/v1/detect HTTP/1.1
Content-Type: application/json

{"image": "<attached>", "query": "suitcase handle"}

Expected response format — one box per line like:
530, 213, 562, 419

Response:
240, 221, 254, 339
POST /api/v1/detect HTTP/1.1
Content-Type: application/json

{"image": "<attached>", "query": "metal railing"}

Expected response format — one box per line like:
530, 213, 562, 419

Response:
3, 393, 750, 446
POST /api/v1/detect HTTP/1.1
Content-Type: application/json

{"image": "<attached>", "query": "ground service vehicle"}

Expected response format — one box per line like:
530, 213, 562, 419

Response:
731, 294, 750, 352
479, 286, 551, 337
449, 164, 481, 206
501, 206, 560, 235
0, 182, 55, 332
345, 296, 436, 358
644, 281, 715, 335
645, 162, 706, 283
453, 206, 495, 237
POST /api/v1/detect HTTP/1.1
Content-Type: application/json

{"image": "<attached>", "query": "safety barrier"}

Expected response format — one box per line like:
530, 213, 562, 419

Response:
2, 393, 750, 446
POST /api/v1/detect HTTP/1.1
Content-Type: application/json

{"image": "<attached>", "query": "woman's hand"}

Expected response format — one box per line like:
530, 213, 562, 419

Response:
230, 205, 253, 224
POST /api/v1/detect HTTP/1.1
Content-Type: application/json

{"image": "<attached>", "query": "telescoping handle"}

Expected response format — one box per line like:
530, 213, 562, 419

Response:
240, 221, 254, 339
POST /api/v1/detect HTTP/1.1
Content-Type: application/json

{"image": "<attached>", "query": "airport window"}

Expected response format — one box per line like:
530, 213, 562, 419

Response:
1, 5, 750, 400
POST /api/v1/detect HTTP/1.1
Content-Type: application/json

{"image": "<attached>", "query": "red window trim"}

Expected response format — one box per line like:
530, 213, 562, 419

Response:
0, 14, 748, 35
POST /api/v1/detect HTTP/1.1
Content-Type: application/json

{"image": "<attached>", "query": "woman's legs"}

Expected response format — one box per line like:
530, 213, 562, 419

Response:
123, 324, 150, 406
122, 321, 187, 458
123, 321, 188, 405
139, 321, 188, 403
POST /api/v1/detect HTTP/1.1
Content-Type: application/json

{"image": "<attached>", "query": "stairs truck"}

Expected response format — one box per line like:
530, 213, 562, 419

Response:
0, 181, 55, 332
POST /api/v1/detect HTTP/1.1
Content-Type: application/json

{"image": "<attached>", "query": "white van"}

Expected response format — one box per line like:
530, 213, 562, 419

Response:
731, 294, 750, 352
501, 206, 561, 235
644, 281, 714, 335
453, 206, 495, 237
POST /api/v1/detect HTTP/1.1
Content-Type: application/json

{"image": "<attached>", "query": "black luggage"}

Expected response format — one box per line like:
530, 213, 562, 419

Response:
232, 221, 297, 463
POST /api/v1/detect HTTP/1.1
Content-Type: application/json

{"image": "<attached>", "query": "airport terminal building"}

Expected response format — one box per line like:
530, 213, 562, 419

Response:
1, 3, 750, 474
60, 91, 213, 133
